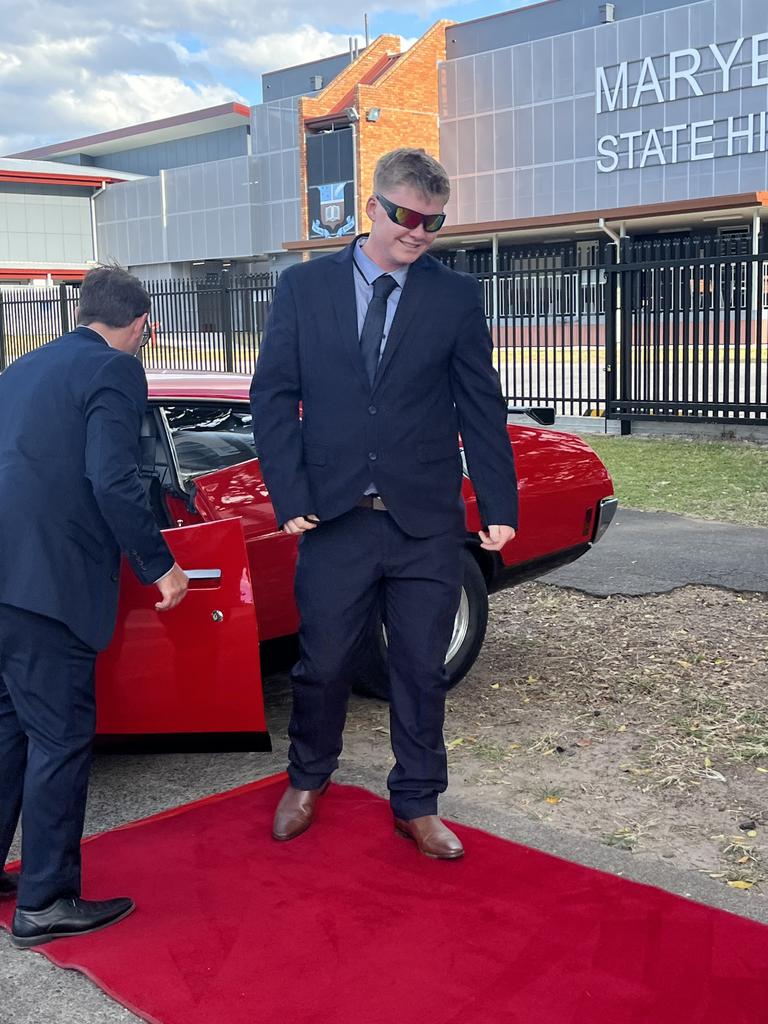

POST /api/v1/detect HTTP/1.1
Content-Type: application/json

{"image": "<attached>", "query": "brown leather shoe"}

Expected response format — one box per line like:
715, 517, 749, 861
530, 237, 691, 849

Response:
394, 815, 464, 859
272, 781, 330, 841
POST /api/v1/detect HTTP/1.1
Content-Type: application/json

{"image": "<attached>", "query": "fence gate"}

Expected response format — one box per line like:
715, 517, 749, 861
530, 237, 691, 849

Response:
605, 251, 768, 425
480, 251, 606, 417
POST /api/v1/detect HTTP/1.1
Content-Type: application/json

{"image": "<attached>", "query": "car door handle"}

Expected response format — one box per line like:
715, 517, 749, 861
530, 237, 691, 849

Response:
186, 569, 222, 580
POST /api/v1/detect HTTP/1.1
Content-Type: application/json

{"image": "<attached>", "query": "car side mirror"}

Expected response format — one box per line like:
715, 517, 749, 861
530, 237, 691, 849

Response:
507, 405, 556, 426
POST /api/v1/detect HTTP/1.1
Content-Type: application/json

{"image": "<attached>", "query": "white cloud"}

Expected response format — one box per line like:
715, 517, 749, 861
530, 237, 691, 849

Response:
0, 0, 466, 152
50, 75, 245, 135
214, 26, 355, 75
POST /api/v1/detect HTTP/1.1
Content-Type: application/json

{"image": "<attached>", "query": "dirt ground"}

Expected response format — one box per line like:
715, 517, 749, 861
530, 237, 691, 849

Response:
342, 582, 768, 904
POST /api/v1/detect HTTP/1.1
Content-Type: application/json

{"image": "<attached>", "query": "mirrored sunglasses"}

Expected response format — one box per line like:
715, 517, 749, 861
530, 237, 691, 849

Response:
375, 193, 446, 233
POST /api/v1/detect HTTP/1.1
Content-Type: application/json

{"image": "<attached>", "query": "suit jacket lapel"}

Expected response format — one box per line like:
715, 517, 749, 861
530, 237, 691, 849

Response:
326, 242, 369, 392
372, 255, 431, 395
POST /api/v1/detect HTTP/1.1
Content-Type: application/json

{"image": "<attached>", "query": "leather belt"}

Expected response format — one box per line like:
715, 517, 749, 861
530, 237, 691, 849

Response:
356, 494, 388, 511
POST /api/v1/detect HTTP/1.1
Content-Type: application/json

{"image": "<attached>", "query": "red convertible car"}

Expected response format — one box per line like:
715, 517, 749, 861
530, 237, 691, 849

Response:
95, 372, 617, 750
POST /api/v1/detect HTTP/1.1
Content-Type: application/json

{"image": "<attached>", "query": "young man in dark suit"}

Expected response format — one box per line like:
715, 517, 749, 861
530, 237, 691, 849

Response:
0, 266, 188, 947
251, 149, 517, 858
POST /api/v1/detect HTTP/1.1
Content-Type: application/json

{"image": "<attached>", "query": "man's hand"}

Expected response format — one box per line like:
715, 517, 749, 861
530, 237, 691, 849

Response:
478, 525, 516, 551
154, 563, 189, 611
282, 515, 320, 535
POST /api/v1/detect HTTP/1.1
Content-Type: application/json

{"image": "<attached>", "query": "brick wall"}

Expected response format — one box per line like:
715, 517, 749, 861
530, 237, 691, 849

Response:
356, 21, 452, 230
295, 23, 452, 241
298, 37, 401, 240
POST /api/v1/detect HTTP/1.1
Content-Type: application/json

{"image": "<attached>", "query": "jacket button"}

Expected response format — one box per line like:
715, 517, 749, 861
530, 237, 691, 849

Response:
110, 571, 119, 582
368, 405, 377, 415
368, 451, 377, 461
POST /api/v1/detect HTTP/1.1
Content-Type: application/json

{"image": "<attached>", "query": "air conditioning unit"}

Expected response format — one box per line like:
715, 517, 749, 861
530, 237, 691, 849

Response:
599, 3, 615, 23
309, 75, 323, 91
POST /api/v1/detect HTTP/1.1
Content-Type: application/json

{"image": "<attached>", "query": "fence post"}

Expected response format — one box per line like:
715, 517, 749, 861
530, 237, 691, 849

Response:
0, 290, 6, 372
222, 278, 234, 373
58, 282, 70, 335
604, 266, 617, 421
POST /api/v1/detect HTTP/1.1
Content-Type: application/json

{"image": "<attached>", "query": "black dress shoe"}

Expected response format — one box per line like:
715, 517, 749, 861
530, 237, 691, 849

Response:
11, 896, 135, 949
0, 871, 18, 897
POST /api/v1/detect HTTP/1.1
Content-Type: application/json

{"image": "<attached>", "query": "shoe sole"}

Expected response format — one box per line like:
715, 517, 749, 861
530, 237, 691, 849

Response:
272, 818, 313, 841
394, 824, 465, 859
11, 904, 136, 949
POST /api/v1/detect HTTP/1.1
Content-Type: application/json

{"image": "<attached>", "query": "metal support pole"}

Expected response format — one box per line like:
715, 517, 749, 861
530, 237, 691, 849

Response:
222, 279, 234, 373
0, 289, 6, 372
598, 218, 627, 430
752, 207, 761, 316
492, 233, 499, 325
58, 281, 70, 335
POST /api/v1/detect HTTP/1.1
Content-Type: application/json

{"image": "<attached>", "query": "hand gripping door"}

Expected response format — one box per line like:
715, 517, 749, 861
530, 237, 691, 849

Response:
95, 518, 270, 751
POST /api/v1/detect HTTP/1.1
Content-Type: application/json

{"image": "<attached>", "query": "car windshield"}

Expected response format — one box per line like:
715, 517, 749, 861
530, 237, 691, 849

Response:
163, 405, 258, 476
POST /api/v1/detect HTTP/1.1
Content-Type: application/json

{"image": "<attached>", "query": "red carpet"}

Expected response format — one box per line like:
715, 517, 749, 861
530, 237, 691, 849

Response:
2, 774, 768, 1024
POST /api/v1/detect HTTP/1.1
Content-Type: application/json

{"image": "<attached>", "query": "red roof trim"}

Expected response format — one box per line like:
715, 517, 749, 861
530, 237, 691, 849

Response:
0, 170, 124, 187
0, 268, 87, 281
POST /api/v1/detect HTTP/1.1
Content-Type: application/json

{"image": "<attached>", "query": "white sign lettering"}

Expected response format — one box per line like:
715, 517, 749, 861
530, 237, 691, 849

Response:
596, 33, 768, 172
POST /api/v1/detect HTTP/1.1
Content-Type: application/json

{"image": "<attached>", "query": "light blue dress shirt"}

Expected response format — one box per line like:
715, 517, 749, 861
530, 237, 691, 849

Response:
353, 237, 409, 359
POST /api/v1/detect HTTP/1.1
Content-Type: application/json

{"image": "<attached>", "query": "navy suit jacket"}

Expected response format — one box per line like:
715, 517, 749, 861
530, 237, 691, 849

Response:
0, 326, 174, 651
251, 241, 518, 539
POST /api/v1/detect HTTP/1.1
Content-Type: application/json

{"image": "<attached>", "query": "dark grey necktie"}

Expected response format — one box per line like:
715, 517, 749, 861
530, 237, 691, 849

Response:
359, 274, 397, 386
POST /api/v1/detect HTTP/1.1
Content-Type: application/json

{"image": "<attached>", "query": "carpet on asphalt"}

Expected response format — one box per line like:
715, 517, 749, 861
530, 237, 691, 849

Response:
2, 774, 768, 1024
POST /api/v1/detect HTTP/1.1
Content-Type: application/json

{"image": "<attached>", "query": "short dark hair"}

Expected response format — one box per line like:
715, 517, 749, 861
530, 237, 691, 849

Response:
77, 264, 150, 328
373, 149, 450, 203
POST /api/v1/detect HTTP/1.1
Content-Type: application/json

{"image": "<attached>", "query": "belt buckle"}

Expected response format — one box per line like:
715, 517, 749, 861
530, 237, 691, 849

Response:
371, 495, 386, 511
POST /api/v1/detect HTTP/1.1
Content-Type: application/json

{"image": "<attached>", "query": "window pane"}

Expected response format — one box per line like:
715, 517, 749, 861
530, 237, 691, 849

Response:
163, 404, 257, 476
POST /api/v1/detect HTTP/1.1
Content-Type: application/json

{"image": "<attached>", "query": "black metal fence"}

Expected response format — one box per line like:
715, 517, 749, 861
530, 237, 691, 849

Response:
0, 273, 277, 375
478, 247, 768, 424
478, 257, 607, 418
1, 255, 766, 425
606, 251, 768, 423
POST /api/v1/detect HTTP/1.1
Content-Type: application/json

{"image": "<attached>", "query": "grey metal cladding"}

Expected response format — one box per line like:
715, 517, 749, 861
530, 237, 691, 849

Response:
93, 127, 249, 175
261, 51, 352, 101
440, 0, 768, 224
475, 53, 494, 113
0, 188, 92, 263
96, 155, 258, 265
446, 0, 697, 59
248, 97, 302, 251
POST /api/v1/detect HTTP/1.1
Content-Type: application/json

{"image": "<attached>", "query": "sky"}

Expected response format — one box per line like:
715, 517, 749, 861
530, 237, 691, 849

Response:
0, 0, 531, 155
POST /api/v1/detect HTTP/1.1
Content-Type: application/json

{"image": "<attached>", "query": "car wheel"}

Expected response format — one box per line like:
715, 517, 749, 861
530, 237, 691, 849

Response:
352, 550, 489, 700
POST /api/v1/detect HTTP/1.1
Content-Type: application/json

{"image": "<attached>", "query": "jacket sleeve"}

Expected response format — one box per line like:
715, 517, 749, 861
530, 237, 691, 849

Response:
84, 353, 174, 584
450, 277, 519, 530
249, 269, 312, 528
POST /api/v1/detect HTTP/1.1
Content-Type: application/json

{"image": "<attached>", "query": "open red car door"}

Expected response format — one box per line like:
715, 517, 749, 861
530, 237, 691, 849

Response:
95, 518, 269, 751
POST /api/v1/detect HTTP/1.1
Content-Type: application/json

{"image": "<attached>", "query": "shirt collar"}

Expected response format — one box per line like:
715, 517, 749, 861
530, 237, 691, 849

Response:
354, 237, 408, 290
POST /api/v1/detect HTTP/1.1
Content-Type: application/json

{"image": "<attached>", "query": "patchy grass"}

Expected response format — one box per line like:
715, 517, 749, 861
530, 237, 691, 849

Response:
580, 435, 768, 527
